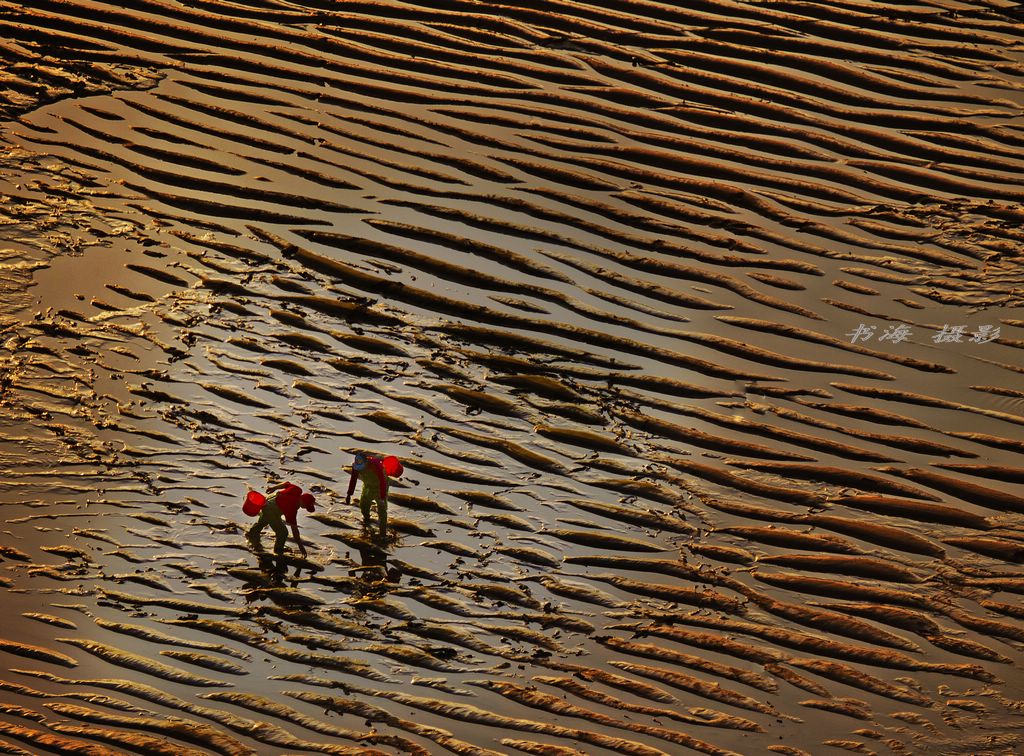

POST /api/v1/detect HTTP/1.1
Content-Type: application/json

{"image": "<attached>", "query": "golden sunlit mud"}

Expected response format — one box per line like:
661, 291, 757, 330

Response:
1, 1, 1023, 754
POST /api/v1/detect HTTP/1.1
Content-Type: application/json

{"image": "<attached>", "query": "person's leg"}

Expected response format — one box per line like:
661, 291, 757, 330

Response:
269, 515, 288, 555
247, 510, 268, 549
376, 497, 387, 537
360, 490, 373, 527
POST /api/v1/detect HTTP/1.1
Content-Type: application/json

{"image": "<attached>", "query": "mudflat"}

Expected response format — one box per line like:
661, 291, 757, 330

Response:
1, 2, 1022, 755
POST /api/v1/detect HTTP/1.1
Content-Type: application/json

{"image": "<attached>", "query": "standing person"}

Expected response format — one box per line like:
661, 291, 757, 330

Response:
345, 452, 389, 539
246, 482, 315, 557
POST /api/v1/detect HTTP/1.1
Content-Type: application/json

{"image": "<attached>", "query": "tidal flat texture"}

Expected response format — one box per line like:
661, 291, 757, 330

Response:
1, 1, 1023, 754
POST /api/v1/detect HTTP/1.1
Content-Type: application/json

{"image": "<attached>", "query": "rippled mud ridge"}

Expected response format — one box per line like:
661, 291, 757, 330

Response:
1, 1, 1023, 754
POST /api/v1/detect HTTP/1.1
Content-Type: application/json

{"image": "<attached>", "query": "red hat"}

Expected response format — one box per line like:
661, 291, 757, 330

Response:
300, 492, 316, 512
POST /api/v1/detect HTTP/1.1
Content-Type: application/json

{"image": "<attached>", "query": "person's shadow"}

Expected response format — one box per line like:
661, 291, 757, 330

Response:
351, 537, 388, 580
347, 534, 404, 595
254, 552, 289, 585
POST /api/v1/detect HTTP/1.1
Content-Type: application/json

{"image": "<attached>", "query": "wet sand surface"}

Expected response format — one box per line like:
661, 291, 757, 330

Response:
1, 1, 1023, 754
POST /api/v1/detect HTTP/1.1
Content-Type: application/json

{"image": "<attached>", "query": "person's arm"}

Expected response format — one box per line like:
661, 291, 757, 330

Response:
344, 467, 358, 505
290, 522, 307, 557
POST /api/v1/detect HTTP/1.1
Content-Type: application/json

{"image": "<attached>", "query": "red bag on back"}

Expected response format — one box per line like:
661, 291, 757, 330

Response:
382, 455, 403, 478
242, 491, 266, 516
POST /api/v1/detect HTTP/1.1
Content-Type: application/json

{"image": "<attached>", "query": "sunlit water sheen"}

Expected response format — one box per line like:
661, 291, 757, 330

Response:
1, 1, 1023, 754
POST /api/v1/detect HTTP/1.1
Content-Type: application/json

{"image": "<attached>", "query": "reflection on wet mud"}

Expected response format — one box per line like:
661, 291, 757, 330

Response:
1, 0, 1023, 754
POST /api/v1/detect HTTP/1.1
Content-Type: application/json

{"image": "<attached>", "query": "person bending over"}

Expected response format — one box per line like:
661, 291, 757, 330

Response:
247, 482, 315, 557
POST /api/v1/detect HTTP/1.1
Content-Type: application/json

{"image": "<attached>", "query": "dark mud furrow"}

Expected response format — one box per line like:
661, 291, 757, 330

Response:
523, 86, 1021, 188
521, 131, 930, 207
629, 408, 884, 464
254, 229, 792, 381
18, 1, 533, 97
652, 39, 1013, 110
2, 1, 1023, 755
581, 53, 1018, 138
295, 228, 689, 338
